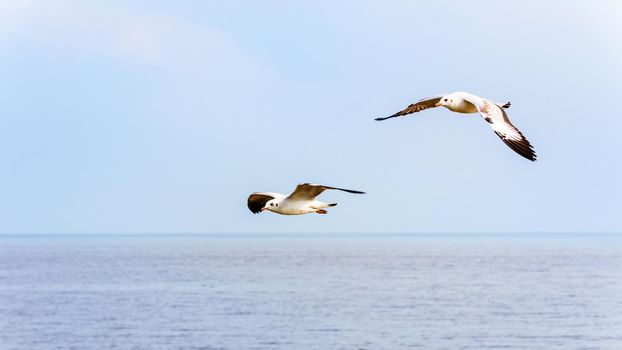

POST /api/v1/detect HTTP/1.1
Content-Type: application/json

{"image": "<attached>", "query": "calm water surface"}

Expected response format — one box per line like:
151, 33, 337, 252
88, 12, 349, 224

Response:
0, 234, 621, 349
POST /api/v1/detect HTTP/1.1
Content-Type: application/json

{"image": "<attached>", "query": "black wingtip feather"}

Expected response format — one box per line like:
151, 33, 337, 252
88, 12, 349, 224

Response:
325, 186, 366, 194
342, 189, 366, 194
493, 131, 537, 161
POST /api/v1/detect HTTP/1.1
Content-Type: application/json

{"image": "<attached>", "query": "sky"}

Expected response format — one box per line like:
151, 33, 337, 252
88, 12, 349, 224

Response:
0, 0, 621, 234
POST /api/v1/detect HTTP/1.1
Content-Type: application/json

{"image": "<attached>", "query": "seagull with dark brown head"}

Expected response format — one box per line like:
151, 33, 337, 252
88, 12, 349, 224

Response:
376, 92, 537, 161
247, 183, 365, 215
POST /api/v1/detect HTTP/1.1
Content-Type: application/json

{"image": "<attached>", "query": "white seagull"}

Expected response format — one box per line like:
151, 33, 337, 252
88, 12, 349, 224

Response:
375, 92, 537, 161
247, 183, 365, 215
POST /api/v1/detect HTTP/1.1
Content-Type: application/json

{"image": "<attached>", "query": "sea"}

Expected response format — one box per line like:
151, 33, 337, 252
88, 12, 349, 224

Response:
0, 234, 621, 350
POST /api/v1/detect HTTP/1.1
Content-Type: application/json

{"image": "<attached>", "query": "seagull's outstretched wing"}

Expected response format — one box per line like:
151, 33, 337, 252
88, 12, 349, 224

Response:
464, 97, 537, 161
490, 107, 537, 161
286, 183, 365, 201
375, 95, 443, 121
247, 192, 278, 214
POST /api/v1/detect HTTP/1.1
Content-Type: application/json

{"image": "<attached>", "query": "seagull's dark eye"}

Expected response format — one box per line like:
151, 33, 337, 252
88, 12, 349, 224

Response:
444, 98, 448, 102
275, 203, 278, 207
270, 203, 273, 206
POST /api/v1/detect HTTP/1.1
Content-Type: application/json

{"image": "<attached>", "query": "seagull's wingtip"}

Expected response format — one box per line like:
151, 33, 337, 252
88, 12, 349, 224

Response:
375, 115, 398, 121
522, 153, 537, 162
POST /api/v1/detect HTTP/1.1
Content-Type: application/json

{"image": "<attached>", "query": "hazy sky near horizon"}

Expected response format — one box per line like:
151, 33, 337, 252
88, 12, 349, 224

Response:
1, 0, 621, 234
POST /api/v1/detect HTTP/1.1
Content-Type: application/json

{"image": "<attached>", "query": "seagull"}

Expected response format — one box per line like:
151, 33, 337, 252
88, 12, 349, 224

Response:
375, 92, 537, 161
247, 183, 365, 215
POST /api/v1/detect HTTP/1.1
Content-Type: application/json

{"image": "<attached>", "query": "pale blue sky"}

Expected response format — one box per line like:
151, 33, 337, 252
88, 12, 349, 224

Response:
1, 1, 621, 234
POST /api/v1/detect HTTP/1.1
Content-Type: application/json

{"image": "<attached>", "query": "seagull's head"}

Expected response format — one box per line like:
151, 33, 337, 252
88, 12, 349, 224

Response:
262, 199, 280, 212
435, 94, 454, 108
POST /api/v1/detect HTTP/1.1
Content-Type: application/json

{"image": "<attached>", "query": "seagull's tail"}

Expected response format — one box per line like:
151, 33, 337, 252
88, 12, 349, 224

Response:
328, 203, 338, 207
502, 101, 511, 109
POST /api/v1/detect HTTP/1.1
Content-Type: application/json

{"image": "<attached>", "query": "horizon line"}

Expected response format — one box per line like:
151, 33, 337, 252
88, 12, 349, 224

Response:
0, 231, 620, 238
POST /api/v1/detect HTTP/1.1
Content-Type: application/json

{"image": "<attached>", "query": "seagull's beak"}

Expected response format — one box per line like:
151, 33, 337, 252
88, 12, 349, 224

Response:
261, 207, 267, 212
434, 102, 442, 107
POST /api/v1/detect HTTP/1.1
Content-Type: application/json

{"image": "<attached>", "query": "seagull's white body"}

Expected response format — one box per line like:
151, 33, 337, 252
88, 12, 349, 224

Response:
247, 183, 364, 215
442, 92, 480, 114
252, 192, 331, 215
376, 91, 537, 161
271, 196, 333, 215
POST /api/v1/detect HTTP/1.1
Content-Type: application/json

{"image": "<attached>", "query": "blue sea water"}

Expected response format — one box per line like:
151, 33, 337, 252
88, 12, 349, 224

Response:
0, 234, 621, 350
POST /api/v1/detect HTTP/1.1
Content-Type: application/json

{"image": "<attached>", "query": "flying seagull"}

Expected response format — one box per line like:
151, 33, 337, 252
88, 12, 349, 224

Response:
375, 92, 536, 161
247, 183, 365, 215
